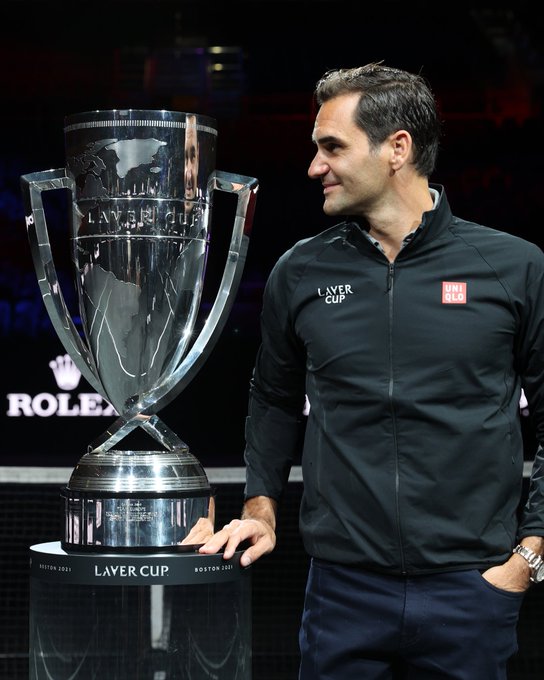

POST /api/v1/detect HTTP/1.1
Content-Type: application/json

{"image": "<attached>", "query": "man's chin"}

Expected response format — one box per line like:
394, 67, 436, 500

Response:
323, 201, 341, 216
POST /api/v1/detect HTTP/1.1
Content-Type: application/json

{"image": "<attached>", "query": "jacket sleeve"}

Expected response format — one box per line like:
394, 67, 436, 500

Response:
243, 250, 307, 502
515, 246, 544, 538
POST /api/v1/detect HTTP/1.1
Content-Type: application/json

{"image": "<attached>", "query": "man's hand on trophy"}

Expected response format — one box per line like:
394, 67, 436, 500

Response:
199, 495, 278, 567
199, 518, 276, 567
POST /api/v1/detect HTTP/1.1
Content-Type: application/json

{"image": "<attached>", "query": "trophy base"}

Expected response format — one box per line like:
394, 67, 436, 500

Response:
61, 448, 215, 552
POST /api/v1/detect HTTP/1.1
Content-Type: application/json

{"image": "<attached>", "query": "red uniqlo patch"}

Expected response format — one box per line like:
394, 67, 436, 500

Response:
442, 281, 467, 304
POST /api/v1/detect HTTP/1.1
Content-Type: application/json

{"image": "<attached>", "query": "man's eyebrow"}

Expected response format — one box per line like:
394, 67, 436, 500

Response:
311, 134, 342, 146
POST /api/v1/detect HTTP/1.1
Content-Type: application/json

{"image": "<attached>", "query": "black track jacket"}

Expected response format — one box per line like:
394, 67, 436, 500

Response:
244, 185, 544, 574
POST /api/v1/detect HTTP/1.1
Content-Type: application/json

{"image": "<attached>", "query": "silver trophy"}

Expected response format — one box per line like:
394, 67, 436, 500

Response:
21, 109, 258, 552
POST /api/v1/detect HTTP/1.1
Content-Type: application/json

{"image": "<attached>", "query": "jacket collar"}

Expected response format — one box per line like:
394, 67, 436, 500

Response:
345, 183, 453, 255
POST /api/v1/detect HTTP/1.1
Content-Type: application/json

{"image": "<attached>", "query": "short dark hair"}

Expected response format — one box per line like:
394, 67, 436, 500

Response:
314, 63, 442, 178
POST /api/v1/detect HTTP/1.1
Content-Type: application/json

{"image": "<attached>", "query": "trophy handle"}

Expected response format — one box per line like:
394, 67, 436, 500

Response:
89, 170, 259, 452
20, 168, 103, 395
148, 169, 259, 408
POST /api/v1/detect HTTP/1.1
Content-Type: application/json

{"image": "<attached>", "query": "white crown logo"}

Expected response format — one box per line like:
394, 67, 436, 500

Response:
49, 354, 82, 391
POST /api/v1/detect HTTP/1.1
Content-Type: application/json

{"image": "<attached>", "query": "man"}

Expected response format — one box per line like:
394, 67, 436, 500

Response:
183, 113, 200, 224
200, 63, 544, 679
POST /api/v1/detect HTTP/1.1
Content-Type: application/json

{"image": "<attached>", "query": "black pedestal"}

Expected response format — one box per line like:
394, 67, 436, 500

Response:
29, 542, 252, 679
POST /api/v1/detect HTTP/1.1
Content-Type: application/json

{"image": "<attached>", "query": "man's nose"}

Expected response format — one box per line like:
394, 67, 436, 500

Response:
308, 154, 328, 179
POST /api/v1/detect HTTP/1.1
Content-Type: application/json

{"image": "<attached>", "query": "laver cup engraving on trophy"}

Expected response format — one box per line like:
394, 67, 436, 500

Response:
21, 110, 258, 552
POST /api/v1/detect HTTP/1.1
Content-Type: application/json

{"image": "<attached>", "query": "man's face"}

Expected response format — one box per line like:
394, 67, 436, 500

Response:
308, 92, 391, 217
184, 120, 199, 200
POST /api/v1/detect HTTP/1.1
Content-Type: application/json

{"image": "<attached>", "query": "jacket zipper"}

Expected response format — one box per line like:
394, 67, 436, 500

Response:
387, 261, 406, 573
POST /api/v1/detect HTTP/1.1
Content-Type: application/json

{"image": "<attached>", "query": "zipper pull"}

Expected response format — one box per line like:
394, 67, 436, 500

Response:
387, 263, 394, 292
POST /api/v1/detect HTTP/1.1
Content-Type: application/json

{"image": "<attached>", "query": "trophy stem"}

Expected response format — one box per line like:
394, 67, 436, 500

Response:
89, 414, 188, 453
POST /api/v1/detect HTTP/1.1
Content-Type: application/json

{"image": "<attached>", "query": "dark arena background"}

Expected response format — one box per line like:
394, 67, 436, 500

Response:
1, 1, 544, 677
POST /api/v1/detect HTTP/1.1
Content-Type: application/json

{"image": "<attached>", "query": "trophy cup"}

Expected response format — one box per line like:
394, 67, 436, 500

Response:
21, 109, 258, 553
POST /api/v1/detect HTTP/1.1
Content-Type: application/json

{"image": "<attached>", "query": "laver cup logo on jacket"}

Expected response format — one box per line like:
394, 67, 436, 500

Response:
317, 283, 354, 304
442, 281, 467, 304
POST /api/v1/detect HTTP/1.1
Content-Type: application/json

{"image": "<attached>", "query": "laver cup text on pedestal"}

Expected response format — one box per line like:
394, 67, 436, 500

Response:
21, 110, 258, 552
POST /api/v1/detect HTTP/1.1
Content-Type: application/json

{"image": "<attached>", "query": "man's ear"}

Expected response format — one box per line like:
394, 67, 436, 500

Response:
389, 129, 412, 170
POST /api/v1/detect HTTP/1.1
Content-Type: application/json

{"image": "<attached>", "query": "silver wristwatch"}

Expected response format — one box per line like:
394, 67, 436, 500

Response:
513, 544, 544, 583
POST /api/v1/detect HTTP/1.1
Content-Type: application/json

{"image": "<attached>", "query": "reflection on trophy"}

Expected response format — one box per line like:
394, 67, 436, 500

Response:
21, 109, 258, 553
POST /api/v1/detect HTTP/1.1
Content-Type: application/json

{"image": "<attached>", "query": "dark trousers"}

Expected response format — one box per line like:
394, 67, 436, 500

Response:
299, 558, 525, 680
